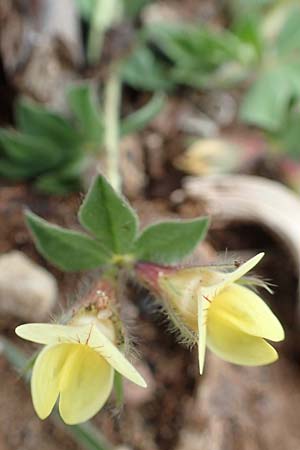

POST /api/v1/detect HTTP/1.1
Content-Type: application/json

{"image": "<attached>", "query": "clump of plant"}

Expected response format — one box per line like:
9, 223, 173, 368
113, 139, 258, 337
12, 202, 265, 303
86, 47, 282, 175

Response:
15, 174, 284, 425
122, 1, 300, 157
0, 84, 164, 194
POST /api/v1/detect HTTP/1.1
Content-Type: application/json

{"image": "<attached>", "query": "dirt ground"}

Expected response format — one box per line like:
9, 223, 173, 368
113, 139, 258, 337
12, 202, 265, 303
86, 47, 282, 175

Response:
1, 1, 300, 449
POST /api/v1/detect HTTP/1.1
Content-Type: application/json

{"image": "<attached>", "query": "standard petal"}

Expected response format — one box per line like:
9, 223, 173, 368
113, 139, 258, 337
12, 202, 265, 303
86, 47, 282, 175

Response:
88, 327, 147, 388
197, 295, 208, 375
209, 283, 284, 342
58, 345, 114, 425
16, 323, 94, 345
31, 344, 69, 419
207, 315, 278, 366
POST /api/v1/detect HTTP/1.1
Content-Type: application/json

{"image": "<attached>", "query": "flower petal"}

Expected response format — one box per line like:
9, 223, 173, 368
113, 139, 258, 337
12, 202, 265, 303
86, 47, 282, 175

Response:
219, 253, 264, 291
197, 295, 208, 374
88, 327, 147, 388
201, 253, 265, 299
16, 323, 146, 387
58, 345, 114, 425
207, 315, 278, 366
209, 283, 284, 342
16, 323, 94, 345
31, 344, 69, 419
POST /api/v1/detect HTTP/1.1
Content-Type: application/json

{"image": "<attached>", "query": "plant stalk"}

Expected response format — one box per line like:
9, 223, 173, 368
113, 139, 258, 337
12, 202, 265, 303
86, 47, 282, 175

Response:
104, 66, 122, 193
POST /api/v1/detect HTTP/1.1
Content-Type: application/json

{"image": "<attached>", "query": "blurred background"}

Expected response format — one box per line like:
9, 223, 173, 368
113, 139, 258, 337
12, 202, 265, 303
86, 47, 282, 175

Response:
1, 0, 300, 449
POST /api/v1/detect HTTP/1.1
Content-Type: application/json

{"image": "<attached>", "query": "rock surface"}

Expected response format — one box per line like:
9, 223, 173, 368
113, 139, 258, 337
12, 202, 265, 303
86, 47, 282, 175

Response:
0, 251, 57, 320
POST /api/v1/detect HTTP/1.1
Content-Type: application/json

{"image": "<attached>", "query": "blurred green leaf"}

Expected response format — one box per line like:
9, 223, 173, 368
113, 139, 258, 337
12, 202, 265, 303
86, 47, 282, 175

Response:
121, 92, 165, 135
67, 422, 113, 450
0, 130, 63, 172
276, 5, 300, 55
240, 67, 293, 130
16, 99, 81, 150
272, 110, 300, 159
75, 0, 94, 20
232, 14, 263, 59
142, 22, 257, 89
122, 46, 172, 91
147, 23, 243, 70
34, 174, 81, 195
79, 175, 138, 254
122, 0, 151, 18
26, 210, 110, 271
0, 158, 34, 180
67, 84, 104, 149
0, 83, 107, 194
134, 217, 209, 264
230, 0, 274, 19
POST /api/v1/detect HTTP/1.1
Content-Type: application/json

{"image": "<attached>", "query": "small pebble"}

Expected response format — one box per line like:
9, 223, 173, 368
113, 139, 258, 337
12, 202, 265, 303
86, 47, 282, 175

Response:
0, 251, 57, 321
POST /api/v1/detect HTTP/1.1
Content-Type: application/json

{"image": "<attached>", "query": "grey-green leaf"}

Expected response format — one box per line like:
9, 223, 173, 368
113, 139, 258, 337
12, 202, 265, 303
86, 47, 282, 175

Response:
15, 99, 80, 149
0, 130, 63, 171
240, 68, 292, 131
135, 217, 209, 264
122, 46, 172, 92
67, 84, 104, 149
26, 211, 110, 271
78, 175, 138, 254
121, 93, 165, 136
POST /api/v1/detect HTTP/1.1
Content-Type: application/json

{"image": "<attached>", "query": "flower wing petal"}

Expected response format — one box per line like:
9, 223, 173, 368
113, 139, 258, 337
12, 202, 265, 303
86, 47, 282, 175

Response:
58, 345, 114, 425
16, 323, 93, 345
88, 327, 147, 388
207, 315, 278, 366
31, 344, 69, 419
210, 283, 284, 342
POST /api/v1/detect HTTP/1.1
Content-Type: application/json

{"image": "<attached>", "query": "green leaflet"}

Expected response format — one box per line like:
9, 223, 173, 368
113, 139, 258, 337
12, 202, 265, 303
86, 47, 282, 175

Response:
26, 211, 110, 271
79, 175, 138, 254
67, 84, 104, 149
134, 217, 210, 264
121, 92, 165, 136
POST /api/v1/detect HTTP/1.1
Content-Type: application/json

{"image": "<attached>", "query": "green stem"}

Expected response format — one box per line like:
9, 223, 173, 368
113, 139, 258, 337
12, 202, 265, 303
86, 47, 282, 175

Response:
104, 66, 122, 193
87, 0, 105, 65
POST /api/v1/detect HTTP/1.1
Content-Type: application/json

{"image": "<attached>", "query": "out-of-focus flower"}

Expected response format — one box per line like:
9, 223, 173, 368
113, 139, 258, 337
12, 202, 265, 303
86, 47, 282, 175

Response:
136, 253, 284, 374
174, 138, 241, 176
15, 279, 146, 424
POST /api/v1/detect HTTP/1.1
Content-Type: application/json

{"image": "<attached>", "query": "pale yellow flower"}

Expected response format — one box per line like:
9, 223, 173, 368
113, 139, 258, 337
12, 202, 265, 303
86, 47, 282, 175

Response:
137, 253, 284, 374
15, 318, 146, 424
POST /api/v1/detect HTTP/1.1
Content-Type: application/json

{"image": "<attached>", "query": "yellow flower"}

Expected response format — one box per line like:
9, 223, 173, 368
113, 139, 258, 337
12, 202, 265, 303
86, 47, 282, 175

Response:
15, 317, 146, 425
136, 253, 284, 374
